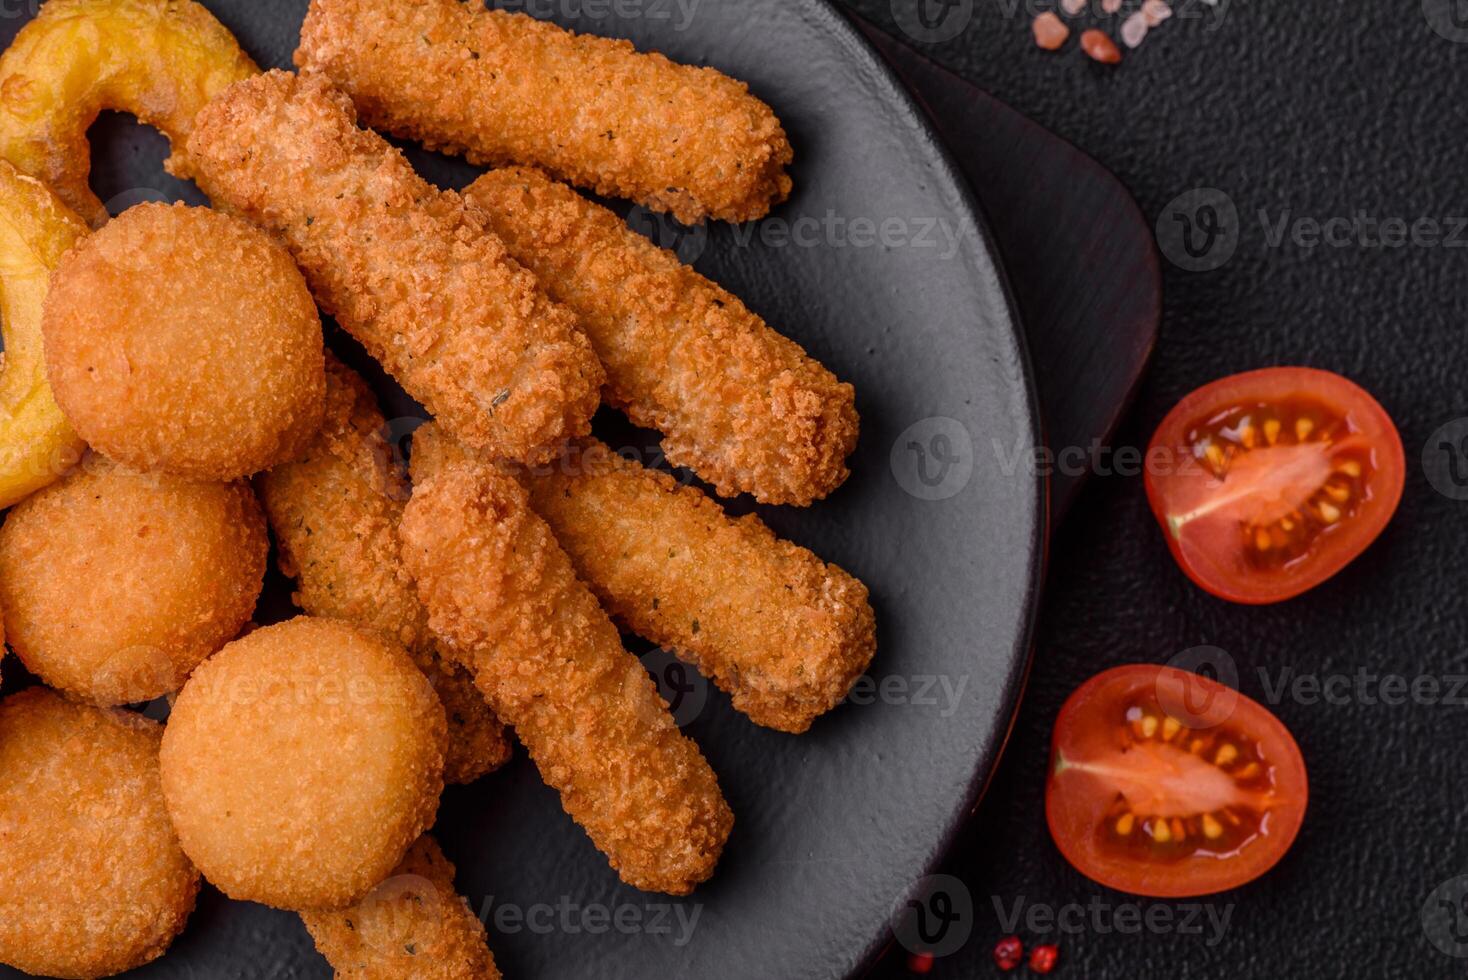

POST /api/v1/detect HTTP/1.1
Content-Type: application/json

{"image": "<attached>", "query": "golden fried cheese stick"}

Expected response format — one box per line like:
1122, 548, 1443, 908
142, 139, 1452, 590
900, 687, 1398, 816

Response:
400, 424, 732, 896
464, 167, 859, 506
295, 0, 792, 224
186, 70, 603, 466
257, 355, 509, 784
524, 438, 876, 734
300, 835, 500, 980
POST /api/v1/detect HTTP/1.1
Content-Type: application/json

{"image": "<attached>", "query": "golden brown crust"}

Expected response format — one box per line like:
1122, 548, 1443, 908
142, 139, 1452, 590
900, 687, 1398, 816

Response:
300, 835, 501, 980
257, 355, 510, 784
160, 617, 447, 911
401, 424, 732, 895
0, 456, 268, 704
43, 202, 326, 481
186, 70, 603, 465
296, 0, 792, 224
464, 167, 859, 505
0, 0, 259, 226
0, 688, 200, 980
525, 439, 876, 733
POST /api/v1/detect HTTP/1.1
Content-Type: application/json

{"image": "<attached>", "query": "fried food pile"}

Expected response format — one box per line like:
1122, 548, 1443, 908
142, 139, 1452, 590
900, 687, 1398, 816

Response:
0, 1, 875, 976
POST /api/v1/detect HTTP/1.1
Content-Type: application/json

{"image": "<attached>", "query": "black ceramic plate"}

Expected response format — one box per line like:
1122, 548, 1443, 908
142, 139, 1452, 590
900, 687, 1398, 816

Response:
0, 1, 1044, 977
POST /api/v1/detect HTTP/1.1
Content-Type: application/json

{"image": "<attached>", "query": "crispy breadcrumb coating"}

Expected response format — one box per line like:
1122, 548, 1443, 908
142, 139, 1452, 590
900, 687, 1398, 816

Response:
0, 456, 267, 704
0, 688, 199, 980
257, 355, 510, 784
186, 70, 603, 466
465, 167, 859, 505
300, 835, 501, 980
43, 202, 325, 480
401, 425, 732, 896
525, 438, 876, 733
295, 0, 792, 225
0, 0, 259, 226
160, 617, 447, 911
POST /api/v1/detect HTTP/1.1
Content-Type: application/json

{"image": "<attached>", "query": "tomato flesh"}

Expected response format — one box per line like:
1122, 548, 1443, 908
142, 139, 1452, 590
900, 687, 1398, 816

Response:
1046, 665, 1308, 898
1146, 368, 1404, 603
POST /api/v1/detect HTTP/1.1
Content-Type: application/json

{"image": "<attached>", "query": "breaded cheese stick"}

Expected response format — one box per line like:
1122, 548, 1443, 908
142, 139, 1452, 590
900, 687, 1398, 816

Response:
186, 70, 603, 466
400, 425, 732, 896
295, 0, 792, 224
300, 835, 500, 980
464, 167, 859, 506
257, 355, 510, 784
524, 438, 876, 734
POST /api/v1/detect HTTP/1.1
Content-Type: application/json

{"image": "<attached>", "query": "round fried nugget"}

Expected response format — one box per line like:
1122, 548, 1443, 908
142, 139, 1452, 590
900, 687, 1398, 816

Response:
160, 617, 447, 910
0, 688, 200, 979
43, 202, 325, 480
0, 456, 267, 704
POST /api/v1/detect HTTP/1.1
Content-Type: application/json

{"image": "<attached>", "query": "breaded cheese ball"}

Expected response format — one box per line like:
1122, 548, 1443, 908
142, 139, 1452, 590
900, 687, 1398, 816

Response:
42, 202, 325, 480
0, 456, 267, 704
0, 688, 200, 980
160, 617, 447, 910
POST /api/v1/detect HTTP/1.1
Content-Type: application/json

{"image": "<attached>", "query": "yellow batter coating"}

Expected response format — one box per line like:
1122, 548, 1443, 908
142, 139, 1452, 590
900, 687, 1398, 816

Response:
0, 688, 199, 980
401, 424, 732, 896
0, 160, 87, 509
296, 0, 792, 224
257, 355, 510, 784
300, 835, 501, 980
0, 0, 259, 227
525, 438, 876, 733
187, 70, 603, 466
465, 166, 859, 505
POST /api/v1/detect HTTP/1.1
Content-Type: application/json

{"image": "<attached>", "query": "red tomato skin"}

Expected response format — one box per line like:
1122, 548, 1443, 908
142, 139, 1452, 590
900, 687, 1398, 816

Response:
1144, 367, 1404, 604
1045, 665, 1309, 899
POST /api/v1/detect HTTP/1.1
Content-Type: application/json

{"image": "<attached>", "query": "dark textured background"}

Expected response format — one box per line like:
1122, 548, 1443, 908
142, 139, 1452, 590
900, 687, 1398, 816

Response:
849, 1, 1468, 977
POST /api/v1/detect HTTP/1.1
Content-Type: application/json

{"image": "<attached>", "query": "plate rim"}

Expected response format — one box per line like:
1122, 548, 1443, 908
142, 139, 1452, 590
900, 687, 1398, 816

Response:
789, 4, 1049, 976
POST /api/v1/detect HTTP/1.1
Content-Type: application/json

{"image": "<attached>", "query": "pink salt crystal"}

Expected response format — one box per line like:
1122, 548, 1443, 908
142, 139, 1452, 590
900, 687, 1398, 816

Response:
1101, 0, 1122, 13
1120, 10, 1149, 47
1062, 0, 1087, 15
1142, 0, 1173, 26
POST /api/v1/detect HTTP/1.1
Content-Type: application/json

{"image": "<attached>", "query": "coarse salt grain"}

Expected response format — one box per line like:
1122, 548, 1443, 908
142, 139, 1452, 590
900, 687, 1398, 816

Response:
1102, 0, 1122, 13
1142, 0, 1173, 26
1032, 11, 1071, 50
1062, 0, 1088, 15
1121, 10, 1149, 47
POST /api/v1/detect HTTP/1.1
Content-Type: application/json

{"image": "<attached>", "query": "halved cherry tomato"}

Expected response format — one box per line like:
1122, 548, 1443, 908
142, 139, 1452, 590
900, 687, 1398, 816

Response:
1046, 665, 1307, 898
1145, 367, 1404, 604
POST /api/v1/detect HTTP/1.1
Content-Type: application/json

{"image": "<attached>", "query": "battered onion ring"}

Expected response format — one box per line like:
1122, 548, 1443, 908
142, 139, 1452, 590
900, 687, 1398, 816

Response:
0, 0, 259, 227
0, 160, 86, 509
